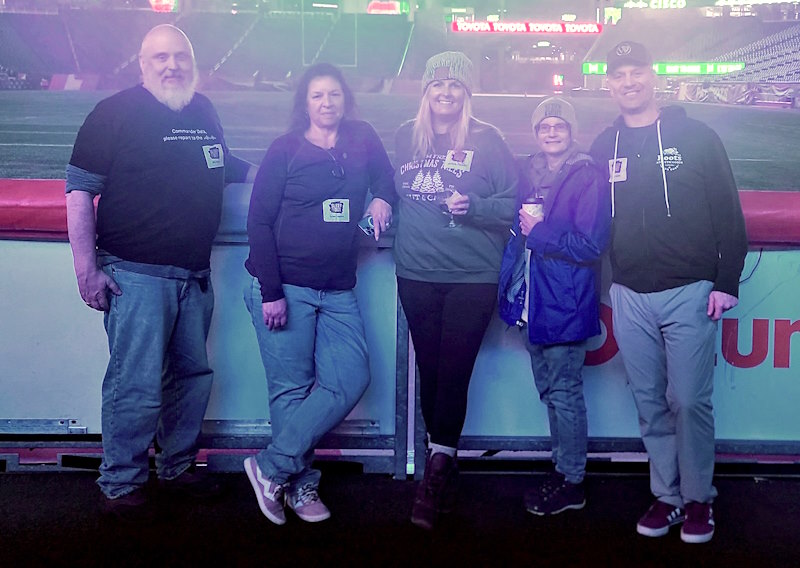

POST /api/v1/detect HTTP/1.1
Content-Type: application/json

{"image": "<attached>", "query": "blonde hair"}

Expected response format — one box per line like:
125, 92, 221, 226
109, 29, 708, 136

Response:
411, 86, 475, 160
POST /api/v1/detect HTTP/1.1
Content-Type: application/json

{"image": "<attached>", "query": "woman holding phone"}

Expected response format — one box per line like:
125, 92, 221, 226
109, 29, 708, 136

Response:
242, 62, 396, 525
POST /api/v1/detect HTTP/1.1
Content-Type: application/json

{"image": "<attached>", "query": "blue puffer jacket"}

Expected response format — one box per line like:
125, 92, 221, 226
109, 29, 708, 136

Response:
498, 149, 611, 345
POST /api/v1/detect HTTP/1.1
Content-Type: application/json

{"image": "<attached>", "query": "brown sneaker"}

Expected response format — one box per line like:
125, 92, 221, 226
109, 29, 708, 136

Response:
159, 464, 223, 499
100, 487, 156, 524
636, 499, 685, 537
681, 502, 715, 544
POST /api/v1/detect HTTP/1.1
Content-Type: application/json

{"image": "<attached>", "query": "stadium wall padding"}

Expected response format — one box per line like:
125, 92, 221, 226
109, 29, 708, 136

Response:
4, 179, 800, 462
47, 74, 101, 91
2, 178, 799, 245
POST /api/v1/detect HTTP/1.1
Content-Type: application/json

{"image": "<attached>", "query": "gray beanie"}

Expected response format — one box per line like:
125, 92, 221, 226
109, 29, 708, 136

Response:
422, 51, 474, 95
531, 97, 577, 136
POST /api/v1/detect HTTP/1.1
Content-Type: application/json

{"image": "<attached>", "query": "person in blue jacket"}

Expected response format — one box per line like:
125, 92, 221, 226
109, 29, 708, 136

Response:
498, 97, 611, 516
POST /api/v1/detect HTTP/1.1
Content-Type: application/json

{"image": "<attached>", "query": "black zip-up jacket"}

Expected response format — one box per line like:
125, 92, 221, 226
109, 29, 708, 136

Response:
589, 106, 747, 297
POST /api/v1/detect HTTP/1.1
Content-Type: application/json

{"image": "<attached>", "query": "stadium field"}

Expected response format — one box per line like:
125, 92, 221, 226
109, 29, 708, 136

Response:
0, 90, 798, 190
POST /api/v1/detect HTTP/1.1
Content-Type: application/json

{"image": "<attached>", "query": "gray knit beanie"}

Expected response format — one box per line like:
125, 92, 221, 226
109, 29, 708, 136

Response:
421, 51, 474, 95
531, 97, 577, 136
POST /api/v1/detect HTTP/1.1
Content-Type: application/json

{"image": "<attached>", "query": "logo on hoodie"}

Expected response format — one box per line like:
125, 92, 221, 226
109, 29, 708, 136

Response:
657, 147, 683, 172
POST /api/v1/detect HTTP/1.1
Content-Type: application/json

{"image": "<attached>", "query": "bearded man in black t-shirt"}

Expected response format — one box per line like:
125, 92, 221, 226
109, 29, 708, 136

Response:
65, 24, 252, 522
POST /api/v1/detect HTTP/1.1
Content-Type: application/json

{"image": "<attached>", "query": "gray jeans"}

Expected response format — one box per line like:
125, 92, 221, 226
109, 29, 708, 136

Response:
610, 280, 718, 506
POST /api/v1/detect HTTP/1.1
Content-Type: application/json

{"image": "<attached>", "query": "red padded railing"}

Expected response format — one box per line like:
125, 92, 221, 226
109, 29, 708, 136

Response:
1, 178, 799, 245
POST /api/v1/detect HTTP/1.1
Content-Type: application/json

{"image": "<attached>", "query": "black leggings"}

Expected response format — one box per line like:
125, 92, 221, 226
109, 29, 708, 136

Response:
397, 277, 498, 448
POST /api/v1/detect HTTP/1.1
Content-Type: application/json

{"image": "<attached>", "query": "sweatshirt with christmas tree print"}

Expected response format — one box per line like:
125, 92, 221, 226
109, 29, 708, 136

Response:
393, 119, 517, 284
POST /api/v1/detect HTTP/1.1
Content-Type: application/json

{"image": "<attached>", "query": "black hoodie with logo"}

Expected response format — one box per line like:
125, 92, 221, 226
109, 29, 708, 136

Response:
590, 105, 747, 297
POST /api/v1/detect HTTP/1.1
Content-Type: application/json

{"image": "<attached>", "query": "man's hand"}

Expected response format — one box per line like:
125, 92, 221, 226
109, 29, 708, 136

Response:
707, 290, 738, 321
78, 267, 121, 312
66, 191, 122, 312
365, 197, 392, 241
519, 207, 544, 237
262, 298, 288, 330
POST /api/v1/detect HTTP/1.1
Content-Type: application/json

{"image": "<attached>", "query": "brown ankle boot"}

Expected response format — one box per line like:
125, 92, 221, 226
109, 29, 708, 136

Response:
411, 451, 458, 530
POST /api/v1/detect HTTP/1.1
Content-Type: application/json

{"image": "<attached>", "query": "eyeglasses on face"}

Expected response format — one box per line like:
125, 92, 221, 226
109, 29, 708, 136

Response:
325, 149, 345, 179
537, 123, 570, 134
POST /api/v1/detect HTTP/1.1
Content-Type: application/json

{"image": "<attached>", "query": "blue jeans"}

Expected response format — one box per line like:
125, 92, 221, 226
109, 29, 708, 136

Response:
244, 279, 370, 490
98, 264, 214, 498
525, 340, 588, 484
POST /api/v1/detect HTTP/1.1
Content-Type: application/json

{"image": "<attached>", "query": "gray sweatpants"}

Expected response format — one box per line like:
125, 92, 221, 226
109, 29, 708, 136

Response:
610, 281, 718, 507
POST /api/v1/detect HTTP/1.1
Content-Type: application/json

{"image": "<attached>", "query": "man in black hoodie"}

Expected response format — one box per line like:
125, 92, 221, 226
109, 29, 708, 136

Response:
590, 41, 747, 544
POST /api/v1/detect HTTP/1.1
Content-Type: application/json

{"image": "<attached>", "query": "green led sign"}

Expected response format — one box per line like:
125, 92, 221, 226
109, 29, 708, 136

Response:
583, 62, 608, 75
582, 62, 745, 75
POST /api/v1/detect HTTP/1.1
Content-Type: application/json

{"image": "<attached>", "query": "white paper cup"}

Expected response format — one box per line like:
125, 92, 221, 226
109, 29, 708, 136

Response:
522, 203, 543, 217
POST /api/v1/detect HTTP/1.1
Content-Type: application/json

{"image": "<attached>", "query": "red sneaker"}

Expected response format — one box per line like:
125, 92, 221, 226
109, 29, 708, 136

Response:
681, 502, 715, 544
636, 499, 685, 537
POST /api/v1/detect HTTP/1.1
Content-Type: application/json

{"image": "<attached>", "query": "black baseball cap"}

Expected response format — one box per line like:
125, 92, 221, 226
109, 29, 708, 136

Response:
606, 41, 653, 73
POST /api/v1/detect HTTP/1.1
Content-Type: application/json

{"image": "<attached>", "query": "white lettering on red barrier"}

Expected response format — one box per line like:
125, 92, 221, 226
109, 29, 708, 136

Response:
564, 23, 600, 33
493, 22, 528, 33
451, 21, 602, 34
453, 21, 492, 32
528, 22, 565, 33
585, 304, 800, 369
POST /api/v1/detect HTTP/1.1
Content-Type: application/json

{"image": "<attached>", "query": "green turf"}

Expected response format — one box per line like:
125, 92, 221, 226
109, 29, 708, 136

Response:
0, 90, 797, 190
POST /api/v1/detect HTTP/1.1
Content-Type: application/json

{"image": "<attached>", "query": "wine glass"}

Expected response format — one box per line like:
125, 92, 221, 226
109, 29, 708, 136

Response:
438, 190, 457, 228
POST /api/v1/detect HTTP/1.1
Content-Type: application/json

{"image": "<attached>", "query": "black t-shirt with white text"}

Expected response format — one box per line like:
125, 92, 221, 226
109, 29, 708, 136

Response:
69, 85, 231, 271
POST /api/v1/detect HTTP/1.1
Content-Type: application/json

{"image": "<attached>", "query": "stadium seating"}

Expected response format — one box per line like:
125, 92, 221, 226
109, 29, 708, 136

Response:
584, 12, 800, 86
179, 10, 259, 72
584, 11, 684, 65
712, 24, 800, 83
666, 16, 767, 62
1, 8, 797, 92
201, 12, 410, 87
0, 13, 75, 74
0, 76, 30, 90
0, 9, 412, 89
395, 10, 447, 81
213, 13, 308, 84
62, 9, 171, 75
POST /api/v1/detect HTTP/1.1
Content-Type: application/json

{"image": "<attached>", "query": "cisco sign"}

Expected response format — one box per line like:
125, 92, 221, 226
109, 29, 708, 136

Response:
623, 0, 688, 8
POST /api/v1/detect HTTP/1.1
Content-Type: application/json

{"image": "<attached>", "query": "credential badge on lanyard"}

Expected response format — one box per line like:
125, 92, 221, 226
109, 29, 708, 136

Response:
322, 198, 350, 222
608, 157, 627, 183
443, 149, 474, 173
203, 144, 224, 169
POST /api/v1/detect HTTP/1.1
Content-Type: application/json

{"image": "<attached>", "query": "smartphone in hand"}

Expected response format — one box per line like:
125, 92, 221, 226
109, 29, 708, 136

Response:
358, 215, 375, 236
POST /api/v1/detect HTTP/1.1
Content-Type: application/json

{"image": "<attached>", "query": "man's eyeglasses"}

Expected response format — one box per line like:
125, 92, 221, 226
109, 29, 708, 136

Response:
537, 123, 570, 135
326, 149, 345, 179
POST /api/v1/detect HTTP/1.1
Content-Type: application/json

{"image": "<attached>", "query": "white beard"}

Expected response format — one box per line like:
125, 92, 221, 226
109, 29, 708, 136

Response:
145, 72, 198, 112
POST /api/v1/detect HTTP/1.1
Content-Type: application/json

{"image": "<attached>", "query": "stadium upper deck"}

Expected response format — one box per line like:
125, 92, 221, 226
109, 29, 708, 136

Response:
0, 6, 799, 92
